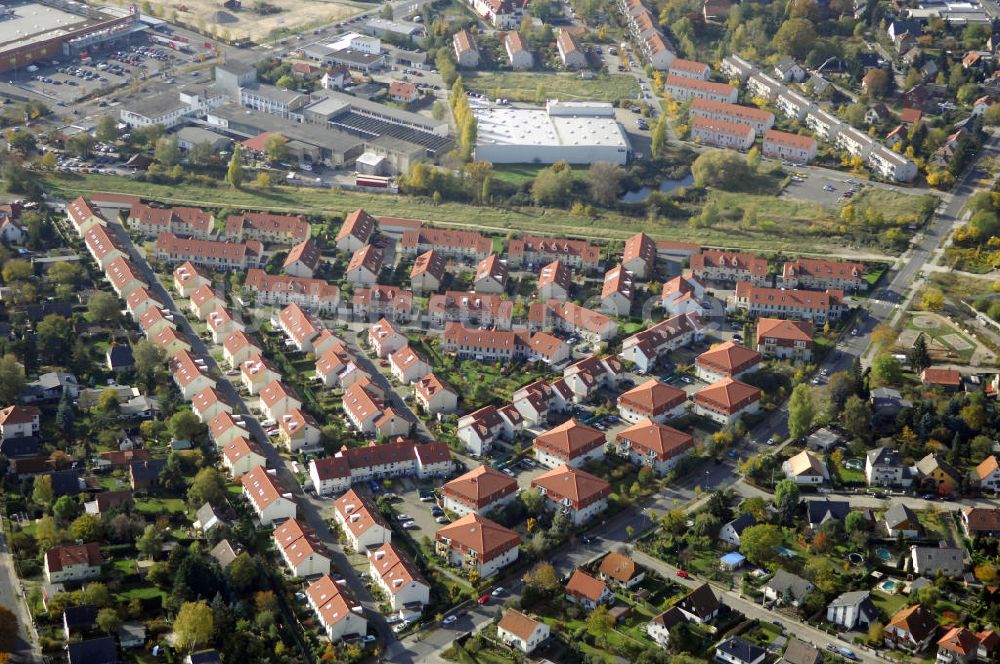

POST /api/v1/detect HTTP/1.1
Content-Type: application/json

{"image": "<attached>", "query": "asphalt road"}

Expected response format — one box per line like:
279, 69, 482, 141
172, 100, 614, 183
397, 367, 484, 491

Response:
0, 525, 40, 664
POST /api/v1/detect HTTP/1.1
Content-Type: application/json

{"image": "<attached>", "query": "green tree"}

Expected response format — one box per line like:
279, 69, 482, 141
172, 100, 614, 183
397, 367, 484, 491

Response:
772, 18, 817, 58
48, 262, 81, 287
841, 395, 872, 441
133, 340, 166, 388
136, 524, 165, 558
32, 475, 54, 508
188, 141, 215, 166
585, 604, 614, 644
153, 136, 181, 168
187, 467, 226, 507
35, 515, 60, 548
908, 335, 931, 373
95, 115, 119, 143
56, 389, 75, 437
66, 133, 95, 158
691, 149, 752, 189
264, 134, 288, 163
70, 514, 104, 542
52, 495, 77, 523
2, 259, 32, 282
36, 314, 73, 364
870, 354, 902, 387
96, 607, 122, 634
651, 116, 668, 159
7, 130, 37, 154
226, 147, 244, 188
531, 161, 574, 206
226, 552, 258, 592
169, 410, 203, 441
746, 146, 761, 172
741, 497, 768, 523
174, 601, 215, 652
585, 162, 624, 206
773, 479, 800, 525
519, 488, 545, 514
788, 383, 816, 439
739, 524, 784, 565
0, 355, 26, 405
88, 291, 122, 325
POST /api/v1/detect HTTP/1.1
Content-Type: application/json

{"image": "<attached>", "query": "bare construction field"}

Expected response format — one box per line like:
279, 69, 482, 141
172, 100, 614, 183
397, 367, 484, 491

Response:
115, 0, 363, 42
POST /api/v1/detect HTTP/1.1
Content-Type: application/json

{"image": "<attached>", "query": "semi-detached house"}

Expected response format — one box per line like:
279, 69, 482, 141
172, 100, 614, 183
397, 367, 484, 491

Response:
695, 341, 762, 383
273, 518, 331, 578
533, 419, 606, 469
694, 377, 761, 425
334, 488, 391, 551
756, 318, 814, 361
336, 208, 376, 253
368, 542, 430, 610
458, 405, 505, 456
305, 575, 367, 643
617, 378, 686, 423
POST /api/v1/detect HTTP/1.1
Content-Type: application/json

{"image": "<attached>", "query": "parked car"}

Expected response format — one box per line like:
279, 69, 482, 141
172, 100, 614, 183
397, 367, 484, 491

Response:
477, 595, 490, 605
675, 570, 689, 579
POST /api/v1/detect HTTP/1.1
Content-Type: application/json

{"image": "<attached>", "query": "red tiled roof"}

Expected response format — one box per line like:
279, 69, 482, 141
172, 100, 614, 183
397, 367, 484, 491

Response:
695, 341, 762, 376
615, 418, 693, 461
694, 377, 761, 415
617, 379, 686, 416
435, 513, 519, 560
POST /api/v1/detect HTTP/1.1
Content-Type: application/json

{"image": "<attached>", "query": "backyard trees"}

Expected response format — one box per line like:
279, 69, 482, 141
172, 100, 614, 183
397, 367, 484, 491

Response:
739, 524, 783, 566
841, 396, 873, 442
871, 354, 903, 387
788, 384, 816, 439
187, 467, 227, 507
174, 601, 215, 652
773, 479, 800, 526
908, 335, 931, 373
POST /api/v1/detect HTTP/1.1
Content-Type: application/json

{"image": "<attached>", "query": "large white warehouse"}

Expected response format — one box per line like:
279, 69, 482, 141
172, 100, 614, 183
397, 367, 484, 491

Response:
474, 101, 630, 165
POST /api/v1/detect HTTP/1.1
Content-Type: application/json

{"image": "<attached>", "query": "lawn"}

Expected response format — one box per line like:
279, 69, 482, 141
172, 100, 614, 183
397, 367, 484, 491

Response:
901, 312, 975, 364
872, 589, 908, 617
491, 163, 590, 187
849, 189, 938, 223
462, 71, 641, 103
49, 173, 890, 254
134, 497, 187, 516
832, 458, 866, 484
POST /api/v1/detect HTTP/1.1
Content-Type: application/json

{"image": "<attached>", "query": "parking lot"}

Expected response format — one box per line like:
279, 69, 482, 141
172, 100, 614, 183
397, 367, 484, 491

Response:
781, 172, 866, 207
9, 45, 189, 107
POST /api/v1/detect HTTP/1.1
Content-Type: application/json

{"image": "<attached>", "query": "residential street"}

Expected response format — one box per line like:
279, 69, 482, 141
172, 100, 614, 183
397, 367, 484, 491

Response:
100, 216, 401, 653
0, 525, 39, 664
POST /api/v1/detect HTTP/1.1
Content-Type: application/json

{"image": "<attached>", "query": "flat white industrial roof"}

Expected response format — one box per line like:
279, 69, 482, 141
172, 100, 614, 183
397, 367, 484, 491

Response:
474, 105, 628, 150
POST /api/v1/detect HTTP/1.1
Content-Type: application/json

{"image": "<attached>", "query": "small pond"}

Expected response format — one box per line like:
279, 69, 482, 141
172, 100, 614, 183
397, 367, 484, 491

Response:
621, 174, 694, 203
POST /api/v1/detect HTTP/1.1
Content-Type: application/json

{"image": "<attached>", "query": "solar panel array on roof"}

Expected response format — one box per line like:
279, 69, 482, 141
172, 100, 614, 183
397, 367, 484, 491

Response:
329, 112, 454, 154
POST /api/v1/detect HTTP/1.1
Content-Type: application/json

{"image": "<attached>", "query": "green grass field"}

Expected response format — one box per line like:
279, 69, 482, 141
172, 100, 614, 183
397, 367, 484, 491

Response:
491, 163, 590, 186
463, 71, 640, 103
50, 173, 901, 255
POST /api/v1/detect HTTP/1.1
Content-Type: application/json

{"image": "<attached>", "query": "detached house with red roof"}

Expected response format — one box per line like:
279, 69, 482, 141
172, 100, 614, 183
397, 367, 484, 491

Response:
601, 264, 635, 317
223, 331, 263, 368
173, 261, 212, 298
242, 465, 296, 525
533, 419, 606, 469
305, 575, 367, 643
44, 543, 103, 583
563, 355, 624, 402
497, 609, 550, 654
279, 409, 322, 452
975, 456, 1000, 492
695, 342, 762, 383
414, 373, 458, 415
474, 254, 508, 294
623, 232, 657, 280
209, 412, 250, 449
537, 259, 572, 301
694, 377, 761, 425
936, 627, 979, 664
614, 418, 693, 475
884, 604, 937, 653
410, 250, 446, 294
283, 238, 322, 278
756, 318, 814, 362
0, 405, 40, 440
334, 489, 391, 551
368, 318, 407, 358
169, 350, 216, 400
278, 304, 323, 353
564, 570, 613, 609
274, 518, 331, 578
617, 379, 686, 423
368, 542, 430, 610
343, 379, 411, 438
315, 344, 368, 389
241, 355, 281, 396
258, 379, 303, 422
188, 284, 227, 321
661, 273, 706, 317
443, 465, 518, 517
389, 345, 431, 385
336, 209, 376, 253
346, 245, 383, 286
222, 437, 266, 477
531, 464, 611, 525
922, 368, 962, 391
435, 513, 520, 577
